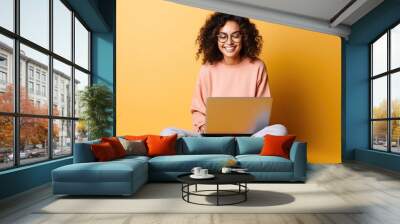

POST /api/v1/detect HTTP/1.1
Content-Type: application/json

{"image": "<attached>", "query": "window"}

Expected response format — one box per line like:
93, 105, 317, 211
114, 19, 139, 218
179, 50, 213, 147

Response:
35, 70, 40, 81
0, 55, 7, 67
75, 18, 89, 70
42, 85, 46, 97
0, 0, 14, 32
0, 34, 13, 113
28, 81, 34, 94
35, 83, 40, 95
53, 0, 72, 60
28, 67, 34, 80
371, 23, 400, 154
0, 71, 6, 84
20, 0, 49, 49
0, 0, 91, 170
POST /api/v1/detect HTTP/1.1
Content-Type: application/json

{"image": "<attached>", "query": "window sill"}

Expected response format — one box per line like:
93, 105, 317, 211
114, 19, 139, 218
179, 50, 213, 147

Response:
0, 156, 72, 176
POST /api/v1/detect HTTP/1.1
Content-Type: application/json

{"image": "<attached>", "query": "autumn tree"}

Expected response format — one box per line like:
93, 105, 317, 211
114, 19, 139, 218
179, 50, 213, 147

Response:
372, 99, 400, 144
0, 84, 59, 152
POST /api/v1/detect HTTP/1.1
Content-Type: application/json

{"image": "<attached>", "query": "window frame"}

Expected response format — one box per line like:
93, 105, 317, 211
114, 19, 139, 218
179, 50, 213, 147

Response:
0, 0, 92, 171
370, 21, 400, 154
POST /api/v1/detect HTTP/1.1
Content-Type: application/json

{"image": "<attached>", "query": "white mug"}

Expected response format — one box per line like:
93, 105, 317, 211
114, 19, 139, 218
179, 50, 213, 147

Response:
200, 169, 208, 176
191, 167, 202, 176
221, 167, 232, 174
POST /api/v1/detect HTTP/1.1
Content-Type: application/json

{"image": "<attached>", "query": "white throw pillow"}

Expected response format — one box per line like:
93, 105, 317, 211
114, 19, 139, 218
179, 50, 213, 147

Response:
160, 127, 200, 138
252, 124, 288, 137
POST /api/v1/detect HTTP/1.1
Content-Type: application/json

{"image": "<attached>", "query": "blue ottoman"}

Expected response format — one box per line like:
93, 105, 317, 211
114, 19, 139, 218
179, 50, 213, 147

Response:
52, 156, 148, 196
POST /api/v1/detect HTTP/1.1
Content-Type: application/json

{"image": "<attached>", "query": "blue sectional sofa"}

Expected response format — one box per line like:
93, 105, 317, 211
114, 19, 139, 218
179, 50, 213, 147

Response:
52, 137, 307, 196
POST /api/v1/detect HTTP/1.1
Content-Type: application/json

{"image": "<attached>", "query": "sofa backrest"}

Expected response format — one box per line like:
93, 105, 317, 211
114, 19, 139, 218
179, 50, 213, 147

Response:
73, 139, 100, 163
177, 137, 236, 155
235, 137, 264, 155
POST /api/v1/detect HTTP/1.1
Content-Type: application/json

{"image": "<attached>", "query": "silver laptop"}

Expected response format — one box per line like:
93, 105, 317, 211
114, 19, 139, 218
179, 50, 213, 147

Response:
205, 97, 273, 135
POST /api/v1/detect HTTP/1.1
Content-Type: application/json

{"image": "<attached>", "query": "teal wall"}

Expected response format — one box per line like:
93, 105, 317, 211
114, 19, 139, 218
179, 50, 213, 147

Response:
92, 32, 115, 135
0, 0, 115, 200
0, 158, 72, 199
343, 0, 400, 171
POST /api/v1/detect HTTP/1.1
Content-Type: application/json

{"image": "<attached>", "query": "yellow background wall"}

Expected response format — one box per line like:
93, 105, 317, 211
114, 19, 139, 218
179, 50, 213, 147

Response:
116, 0, 342, 163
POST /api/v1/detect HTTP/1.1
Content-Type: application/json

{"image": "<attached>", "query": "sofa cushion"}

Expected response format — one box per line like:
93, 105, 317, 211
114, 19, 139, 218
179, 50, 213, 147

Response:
119, 138, 147, 156
235, 137, 263, 155
53, 158, 147, 183
91, 142, 118, 161
101, 137, 127, 158
260, 135, 296, 159
147, 134, 178, 157
148, 154, 235, 172
178, 137, 235, 155
236, 155, 293, 172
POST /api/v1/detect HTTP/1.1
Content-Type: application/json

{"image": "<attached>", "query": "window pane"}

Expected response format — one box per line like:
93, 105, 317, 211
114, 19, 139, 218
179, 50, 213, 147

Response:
0, 116, 13, 170
0, 0, 14, 31
53, 119, 72, 157
391, 72, 400, 118
53, 59, 72, 117
20, 117, 49, 165
20, 0, 49, 49
392, 24, 400, 70
391, 120, 400, 153
372, 121, 388, 151
75, 120, 88, 143
0, 34, 14, 112
372, 77, 387, 119
372, 33, 387, 76
20, 44, 49, 115
74, 69, 89, 118
75, 18, 89, 70
53, 0, 72, 60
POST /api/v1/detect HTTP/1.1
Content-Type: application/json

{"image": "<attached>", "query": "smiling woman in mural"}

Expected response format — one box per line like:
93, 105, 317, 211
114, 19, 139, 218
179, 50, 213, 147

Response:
162, 12, 287, 137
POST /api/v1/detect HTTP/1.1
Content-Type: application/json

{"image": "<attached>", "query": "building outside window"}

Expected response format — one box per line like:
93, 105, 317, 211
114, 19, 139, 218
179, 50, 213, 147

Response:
0, 54, 7, 88
370, 23, 400, 154
0, 0, 91, 170
28, 67, 34, 80
28, 81, 34, 94
0, 54, 7, 67
41, 85, 46, 97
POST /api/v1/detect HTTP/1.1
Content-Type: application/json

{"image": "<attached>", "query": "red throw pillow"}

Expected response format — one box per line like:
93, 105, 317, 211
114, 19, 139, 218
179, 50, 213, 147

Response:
146, 134, 177, 157
260, 134, 296, 159
124, 135, 148, 141
91, 142, 117, 161
101, 137, 127, 158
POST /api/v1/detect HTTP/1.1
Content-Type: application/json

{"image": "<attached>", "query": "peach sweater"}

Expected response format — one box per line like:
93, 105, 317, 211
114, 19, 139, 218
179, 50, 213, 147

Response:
190, 57, 271, 132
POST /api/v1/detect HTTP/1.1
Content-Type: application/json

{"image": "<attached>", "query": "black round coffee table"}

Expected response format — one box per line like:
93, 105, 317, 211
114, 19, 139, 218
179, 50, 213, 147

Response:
177, 173, 255, 206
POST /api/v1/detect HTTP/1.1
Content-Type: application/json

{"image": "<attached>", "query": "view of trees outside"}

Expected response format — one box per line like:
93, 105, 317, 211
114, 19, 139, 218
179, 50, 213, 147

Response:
0, 85, 64, 168
0, 0, 90, 170
371, 23, 400, 153
372, 99, 400, 153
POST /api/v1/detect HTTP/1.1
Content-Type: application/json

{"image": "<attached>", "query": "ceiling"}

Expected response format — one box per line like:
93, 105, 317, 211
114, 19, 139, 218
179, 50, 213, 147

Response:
167, 0, 384, 38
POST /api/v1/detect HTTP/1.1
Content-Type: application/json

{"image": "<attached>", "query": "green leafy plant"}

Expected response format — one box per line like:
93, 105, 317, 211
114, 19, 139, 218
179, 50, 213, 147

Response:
79, 84, 113, 140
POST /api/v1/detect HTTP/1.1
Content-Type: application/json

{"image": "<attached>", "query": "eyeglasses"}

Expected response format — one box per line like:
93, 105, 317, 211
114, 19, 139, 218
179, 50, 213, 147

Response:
216, 31, 242, 43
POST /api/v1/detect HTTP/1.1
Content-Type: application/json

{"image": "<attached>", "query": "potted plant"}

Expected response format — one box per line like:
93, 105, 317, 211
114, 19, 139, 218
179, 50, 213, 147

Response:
79, 84, 113, 140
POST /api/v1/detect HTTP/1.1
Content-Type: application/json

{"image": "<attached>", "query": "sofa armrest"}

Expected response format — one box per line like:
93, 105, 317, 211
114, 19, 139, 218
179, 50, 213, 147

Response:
73, 140, 100, 163
289, 141, 307, 181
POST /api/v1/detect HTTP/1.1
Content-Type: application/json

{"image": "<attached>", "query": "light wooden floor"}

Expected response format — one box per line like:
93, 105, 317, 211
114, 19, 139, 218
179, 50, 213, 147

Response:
1, 162, 400, 224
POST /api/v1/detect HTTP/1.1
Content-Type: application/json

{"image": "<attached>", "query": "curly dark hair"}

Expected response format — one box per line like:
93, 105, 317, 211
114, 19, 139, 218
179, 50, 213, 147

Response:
196, 12, 263, 65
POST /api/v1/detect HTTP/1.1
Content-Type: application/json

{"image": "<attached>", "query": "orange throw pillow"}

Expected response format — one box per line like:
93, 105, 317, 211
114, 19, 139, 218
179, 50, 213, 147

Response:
91, 142, 117, 161
146, 134, 177, 157
101, 137, 127, 158
124, 135, 148, 141
260, 134, 296, 159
